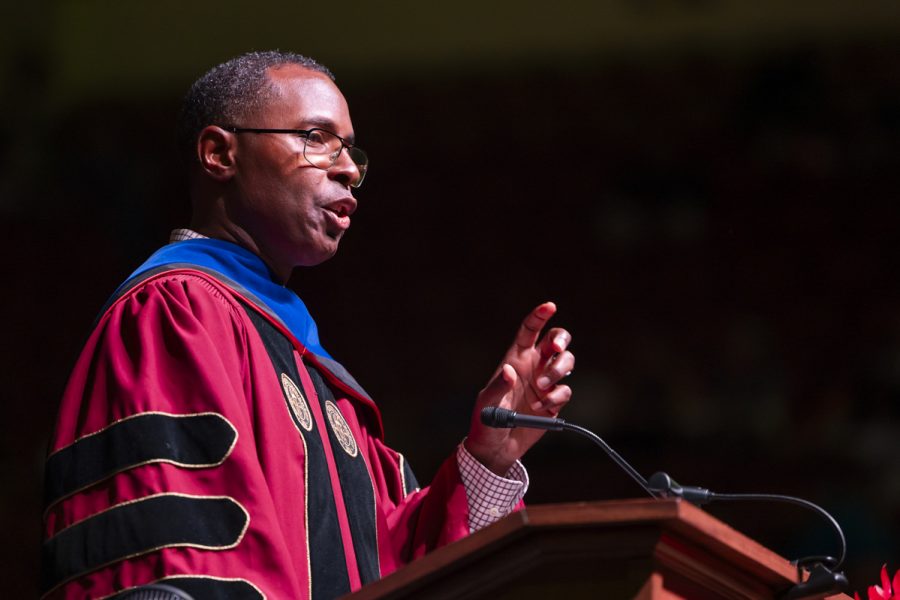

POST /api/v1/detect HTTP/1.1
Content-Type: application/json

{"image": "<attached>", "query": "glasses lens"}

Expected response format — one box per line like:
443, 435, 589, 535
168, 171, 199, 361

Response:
302, 130, 341, 169
348, 147, 368, 188
302, 129, 369, 188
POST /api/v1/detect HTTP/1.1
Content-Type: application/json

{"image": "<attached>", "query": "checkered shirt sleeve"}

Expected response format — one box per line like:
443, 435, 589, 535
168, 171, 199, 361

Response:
169, 228, 207, 243
456, 442, 529, 533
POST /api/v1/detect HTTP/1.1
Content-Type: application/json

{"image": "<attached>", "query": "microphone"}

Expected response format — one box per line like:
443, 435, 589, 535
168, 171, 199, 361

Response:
647, 472, 712, 505
117, 584, 195, 599
648, 472, 847, 568
649, 471, 849, 596
481, 405, 849, 596
480, 406, 566, 431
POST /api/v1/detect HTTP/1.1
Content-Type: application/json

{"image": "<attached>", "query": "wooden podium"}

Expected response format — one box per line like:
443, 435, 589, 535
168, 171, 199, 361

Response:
345, 499, 849, 600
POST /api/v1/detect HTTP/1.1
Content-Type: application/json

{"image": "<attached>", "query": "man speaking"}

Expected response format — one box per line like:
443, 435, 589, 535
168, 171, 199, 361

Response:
41, 51, 575, 600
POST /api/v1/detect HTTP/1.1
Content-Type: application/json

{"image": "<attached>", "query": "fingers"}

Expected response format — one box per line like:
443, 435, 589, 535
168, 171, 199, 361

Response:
533, 342, 574, 412
479, 363, 517, 408
535, 349, 575, 391
537, 326, 572, 361
514, 302, 557, 350
507, 301, 575, 415
532, 384, 572, 414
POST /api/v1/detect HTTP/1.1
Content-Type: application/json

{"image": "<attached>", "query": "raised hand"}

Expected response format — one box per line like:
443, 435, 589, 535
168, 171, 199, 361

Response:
464, 302, 574, 475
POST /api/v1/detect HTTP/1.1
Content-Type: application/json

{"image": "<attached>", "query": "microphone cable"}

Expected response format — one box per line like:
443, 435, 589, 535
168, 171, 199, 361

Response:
481, 406, 849, 597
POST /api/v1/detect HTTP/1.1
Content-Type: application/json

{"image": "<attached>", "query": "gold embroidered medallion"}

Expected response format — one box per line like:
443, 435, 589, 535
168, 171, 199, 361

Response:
281, 373, 313, 432
325, 401, 358, 457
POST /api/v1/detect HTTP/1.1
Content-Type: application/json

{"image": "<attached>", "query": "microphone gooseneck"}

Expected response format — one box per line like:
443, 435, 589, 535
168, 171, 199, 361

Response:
647, 472, 713, 505
563, 422, 659, 499
480, 405, 849, 596
480, 407, 659, 498
647, 471, 847, 571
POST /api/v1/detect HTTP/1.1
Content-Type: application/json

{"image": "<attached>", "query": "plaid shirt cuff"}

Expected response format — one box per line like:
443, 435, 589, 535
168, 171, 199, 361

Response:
457, 441, 529, 533
170, 228, 207, 243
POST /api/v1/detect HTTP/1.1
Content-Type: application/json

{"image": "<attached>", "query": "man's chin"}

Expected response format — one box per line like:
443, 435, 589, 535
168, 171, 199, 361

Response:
296, 242, 341, 268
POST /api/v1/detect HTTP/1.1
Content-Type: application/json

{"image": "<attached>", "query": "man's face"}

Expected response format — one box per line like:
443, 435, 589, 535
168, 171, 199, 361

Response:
227, 64, 360, 278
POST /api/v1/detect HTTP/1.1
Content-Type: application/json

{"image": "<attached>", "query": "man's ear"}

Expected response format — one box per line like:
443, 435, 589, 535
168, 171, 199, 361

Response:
197, 126, 237, 181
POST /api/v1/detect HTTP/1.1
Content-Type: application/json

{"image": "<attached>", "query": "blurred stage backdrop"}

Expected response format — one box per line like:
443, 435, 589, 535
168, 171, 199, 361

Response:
3, 0, 900, 596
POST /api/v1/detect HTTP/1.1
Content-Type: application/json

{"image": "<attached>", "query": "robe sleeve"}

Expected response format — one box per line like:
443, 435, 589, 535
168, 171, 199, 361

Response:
42, 273, 306, 600
357, 430, 469, 578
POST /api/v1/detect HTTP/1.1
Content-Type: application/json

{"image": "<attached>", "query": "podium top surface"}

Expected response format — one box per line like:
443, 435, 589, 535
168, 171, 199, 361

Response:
516, 498, 800, 581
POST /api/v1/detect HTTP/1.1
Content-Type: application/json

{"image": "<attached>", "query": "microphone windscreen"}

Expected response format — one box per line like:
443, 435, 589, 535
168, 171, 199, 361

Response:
480, 406, 515, 428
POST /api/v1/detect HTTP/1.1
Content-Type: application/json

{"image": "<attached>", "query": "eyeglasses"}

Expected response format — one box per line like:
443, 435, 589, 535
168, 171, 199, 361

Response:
222, 126, 368, 188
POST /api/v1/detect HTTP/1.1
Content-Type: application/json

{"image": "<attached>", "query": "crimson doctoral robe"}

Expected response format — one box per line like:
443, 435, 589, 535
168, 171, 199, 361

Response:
42, 253, 471, 599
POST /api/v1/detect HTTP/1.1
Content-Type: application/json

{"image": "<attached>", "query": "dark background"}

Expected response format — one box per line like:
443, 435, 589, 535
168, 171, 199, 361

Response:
3, 1, 900, 596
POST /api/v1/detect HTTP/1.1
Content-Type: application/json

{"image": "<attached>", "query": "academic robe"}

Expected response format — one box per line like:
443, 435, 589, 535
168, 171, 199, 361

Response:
41, 241, 471, 600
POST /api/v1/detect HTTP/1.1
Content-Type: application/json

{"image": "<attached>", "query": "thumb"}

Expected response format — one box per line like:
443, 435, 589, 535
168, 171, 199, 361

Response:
480, 364, 517, 409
